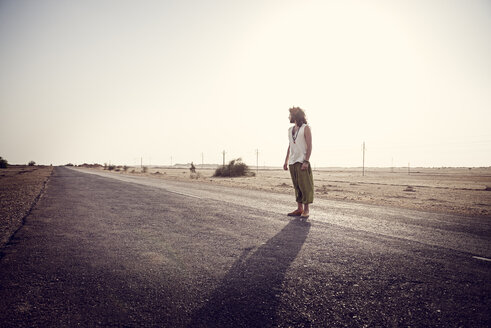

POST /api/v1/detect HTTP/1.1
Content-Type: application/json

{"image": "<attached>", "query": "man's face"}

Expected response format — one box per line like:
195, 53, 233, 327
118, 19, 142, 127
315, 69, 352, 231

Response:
289, 114, 295, 124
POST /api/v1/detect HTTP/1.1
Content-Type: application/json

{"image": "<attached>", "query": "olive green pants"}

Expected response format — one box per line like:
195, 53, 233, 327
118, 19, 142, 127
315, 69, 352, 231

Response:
289, 162, 314, 204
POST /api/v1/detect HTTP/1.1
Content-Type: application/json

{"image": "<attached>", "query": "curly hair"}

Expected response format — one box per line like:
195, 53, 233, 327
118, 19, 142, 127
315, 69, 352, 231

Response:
289, 107, 307, 125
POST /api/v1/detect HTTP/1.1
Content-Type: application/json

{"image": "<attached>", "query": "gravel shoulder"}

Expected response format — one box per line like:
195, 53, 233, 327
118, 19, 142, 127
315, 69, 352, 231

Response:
0, 166, 53, 248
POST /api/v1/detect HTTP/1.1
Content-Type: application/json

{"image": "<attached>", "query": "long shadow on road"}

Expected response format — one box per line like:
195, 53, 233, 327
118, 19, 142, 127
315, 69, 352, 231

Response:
188, 218, 311, 328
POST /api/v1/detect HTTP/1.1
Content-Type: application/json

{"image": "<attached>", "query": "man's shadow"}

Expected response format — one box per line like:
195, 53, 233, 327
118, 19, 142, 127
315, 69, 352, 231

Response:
188, 218, 311, 327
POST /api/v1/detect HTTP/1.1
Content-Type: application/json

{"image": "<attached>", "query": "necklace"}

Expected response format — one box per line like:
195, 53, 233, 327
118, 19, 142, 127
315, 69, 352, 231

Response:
292, 126, 300, 144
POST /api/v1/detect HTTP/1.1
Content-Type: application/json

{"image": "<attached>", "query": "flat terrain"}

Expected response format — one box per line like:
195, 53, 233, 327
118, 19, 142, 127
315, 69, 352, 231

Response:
0, 167, 489, 327
96, 166, 491, 217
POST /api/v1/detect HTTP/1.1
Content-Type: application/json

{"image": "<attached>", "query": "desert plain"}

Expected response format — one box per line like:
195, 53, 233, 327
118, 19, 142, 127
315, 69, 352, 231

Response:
88, 165, 491, 218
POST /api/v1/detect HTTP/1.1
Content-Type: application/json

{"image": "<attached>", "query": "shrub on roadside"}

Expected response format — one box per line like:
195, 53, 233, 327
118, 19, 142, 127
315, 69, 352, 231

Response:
190, 172, 202, 179
0, 157, 8, 169
28, 161, 36, 166
213, 158, 255, 177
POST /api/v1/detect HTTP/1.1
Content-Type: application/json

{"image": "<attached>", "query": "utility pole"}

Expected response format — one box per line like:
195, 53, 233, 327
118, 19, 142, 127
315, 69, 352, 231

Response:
140, 157, 142, 169
362, 141, 365, 176
255, 149, 259, 175
222, 150, 226, 166
201, 153, 204, 166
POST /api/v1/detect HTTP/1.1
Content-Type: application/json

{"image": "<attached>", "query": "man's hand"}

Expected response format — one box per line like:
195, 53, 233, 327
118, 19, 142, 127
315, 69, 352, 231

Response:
283, 163, 288, 171
301, 162, 309, 171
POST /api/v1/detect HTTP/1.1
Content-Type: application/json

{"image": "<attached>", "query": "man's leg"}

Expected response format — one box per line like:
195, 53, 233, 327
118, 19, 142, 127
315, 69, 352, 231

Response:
298, 164, 314, 216
288, 163, 304, 215
297, 202, 303, 211
303, 203, 310, 216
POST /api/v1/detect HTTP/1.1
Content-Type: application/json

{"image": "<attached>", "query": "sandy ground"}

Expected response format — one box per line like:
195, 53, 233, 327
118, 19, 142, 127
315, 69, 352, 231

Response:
97, 166, 491, 218
0, 166, 53, 247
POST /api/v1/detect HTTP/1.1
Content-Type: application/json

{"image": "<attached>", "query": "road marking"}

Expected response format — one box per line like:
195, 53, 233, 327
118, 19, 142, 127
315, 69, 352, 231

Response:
472, 256, 491, 262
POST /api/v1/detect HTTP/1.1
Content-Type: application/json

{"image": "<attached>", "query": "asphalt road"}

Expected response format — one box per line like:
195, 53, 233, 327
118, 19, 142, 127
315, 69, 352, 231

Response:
0, 167, 489, 327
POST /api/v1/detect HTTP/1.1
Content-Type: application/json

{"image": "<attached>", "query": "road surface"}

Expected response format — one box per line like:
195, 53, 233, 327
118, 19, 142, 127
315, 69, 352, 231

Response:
0, 167, 489, 327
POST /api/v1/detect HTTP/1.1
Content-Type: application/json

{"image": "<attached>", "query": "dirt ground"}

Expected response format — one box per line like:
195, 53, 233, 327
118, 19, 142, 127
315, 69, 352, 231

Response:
1, 165, 489, 249
99, 166, 491, 218
0, 166, 53, 247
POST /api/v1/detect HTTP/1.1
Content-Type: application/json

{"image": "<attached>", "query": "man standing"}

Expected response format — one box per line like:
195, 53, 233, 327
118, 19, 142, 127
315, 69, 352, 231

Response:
283, 107, 314, 219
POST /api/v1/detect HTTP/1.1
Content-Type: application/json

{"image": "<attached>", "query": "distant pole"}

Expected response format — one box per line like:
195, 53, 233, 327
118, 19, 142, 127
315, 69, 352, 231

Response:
222, 150, 226, 166
255, 149, 259, 175
201, 153, 204, 166
171, 156, 173, 166
391, 157, 394, 173
362, 141, 365, 176
140, 157, 142, 169
408, 162, 410, 175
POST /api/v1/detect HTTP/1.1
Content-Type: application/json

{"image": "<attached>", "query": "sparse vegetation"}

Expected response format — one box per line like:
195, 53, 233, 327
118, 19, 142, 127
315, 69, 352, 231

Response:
79, 163, 102, 168
123, 165, 129, 172
142, 166, 148, 173
28, 161, 36, 166
190, 172, 202, 179
213, 158, 255, 177
404, 186, 415, 192
65, 163, 74, 167
108, 165, 116, 171
0, 157, 8, 169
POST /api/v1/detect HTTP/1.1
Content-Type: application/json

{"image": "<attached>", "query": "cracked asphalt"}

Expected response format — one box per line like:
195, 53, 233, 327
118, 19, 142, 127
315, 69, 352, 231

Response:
0, 167, 489, 327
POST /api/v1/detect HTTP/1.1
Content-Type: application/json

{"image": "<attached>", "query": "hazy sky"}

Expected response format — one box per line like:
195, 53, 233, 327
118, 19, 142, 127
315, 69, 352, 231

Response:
1, 0, 490, 167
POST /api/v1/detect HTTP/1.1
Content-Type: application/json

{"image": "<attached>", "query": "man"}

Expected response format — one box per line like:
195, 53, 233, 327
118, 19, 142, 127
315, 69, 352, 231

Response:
283, 107, 314, 219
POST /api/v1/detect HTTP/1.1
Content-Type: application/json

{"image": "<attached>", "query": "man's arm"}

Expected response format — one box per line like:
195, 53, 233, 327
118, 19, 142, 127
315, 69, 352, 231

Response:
301, 125, 312, 170
283, 145, 290, 170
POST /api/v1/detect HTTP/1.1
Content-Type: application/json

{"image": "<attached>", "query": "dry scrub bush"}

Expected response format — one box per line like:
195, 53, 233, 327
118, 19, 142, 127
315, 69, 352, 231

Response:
0, 157, 7, 169
213, 158, 255, 177
190, 172, 202, 179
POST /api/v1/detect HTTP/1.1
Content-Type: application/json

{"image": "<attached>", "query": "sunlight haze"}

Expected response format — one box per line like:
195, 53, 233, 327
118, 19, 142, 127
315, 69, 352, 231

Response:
1, 0, 490, 167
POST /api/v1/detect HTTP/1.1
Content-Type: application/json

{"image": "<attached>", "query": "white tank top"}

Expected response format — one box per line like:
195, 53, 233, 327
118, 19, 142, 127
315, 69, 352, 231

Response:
288, 123, 309, 165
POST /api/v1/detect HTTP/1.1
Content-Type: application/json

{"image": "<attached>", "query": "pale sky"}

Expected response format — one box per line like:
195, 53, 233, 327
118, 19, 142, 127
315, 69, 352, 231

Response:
1, 0, 490, 167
